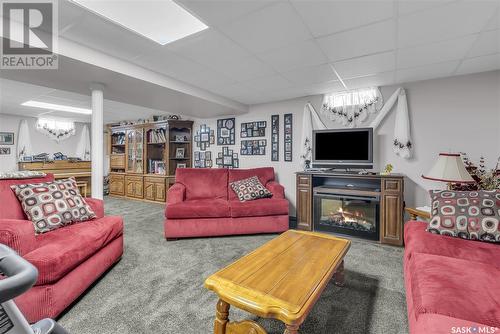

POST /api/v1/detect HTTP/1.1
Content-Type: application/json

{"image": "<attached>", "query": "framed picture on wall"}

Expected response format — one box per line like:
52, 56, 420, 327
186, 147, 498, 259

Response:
284, 113, 293, 161
0, 147, 11, 155
0, 132, 14, 145
217, 118, 235, 145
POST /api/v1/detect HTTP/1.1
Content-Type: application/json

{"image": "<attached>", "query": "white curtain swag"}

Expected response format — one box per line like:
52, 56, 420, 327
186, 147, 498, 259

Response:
36, 118, 76, 142
301, 87, 413, 164
322, 87, 383, 127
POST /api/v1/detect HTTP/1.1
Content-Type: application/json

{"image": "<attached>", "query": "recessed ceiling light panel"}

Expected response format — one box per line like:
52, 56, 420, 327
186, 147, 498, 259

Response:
22, 100, 92, 115
71, 0, 208, 45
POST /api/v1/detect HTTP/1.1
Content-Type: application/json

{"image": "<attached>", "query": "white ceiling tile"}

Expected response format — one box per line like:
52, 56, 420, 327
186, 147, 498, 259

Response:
396, 61, 459, 83
317, 20, 395, 62
334, 52, 395, 79
397, 0, 455, 16
302, 80, 344, 95
456, 53, 500, 75
398, 1, 498, 48
239, 74, 292, 92
292, 0, 394, 37
61, 11, 158, 61
219, 2, 311, 53
175, 0, 275, 27
397, 35, 476, 69
166, 29, 273, 81
343, 72, 395, 90
281, 64, 337, 85
483, 9, 499, 31
257, 39, 328, 72
167, 29, 249, 63
467, 29, 500, 58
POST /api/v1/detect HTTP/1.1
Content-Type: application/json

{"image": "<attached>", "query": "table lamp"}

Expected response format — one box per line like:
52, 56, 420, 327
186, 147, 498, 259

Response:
422, 153, 476, 189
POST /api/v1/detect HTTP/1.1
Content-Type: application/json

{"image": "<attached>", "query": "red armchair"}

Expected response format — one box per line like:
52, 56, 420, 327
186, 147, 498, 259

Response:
164, 167, 289, 239
0, 174, 123, 323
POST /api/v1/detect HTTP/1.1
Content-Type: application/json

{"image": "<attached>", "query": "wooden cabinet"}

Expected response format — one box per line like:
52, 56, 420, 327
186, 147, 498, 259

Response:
295, 172, 405, 246
109, 173, 125, 196
110, 154, 125, 169
296, 174, 312, 231
380, 178, 404, 246
126, 129, 144, 174
125, 175, 144, 199
107, 120, 193, 203
144, 176, 166, 202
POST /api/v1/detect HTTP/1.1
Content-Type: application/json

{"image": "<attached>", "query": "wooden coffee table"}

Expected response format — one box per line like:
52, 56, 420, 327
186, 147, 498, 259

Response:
205, 230, 351, 334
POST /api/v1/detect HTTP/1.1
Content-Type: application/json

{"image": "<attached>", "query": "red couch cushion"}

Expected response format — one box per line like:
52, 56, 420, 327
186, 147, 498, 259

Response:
409, 252, 500, 328
405, 221, 500, 269
167, 199, 231, 219
230, 198, 288, 218
228, 168, 275, 201
0, 174, 55, 220
25, 215, 123, 285
175, 168, 228, 200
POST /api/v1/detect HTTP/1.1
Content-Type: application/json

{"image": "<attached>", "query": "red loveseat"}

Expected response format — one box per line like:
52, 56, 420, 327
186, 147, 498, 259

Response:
164, 167, 289, 239
404, 221, 500, 333
0, 174, 123, 323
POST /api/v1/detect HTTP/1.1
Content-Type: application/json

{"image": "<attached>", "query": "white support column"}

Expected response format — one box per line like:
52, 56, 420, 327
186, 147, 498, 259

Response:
90, 83, 105, 199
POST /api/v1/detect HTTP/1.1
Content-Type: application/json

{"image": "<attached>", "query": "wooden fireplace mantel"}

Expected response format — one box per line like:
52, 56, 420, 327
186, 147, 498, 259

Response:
295, 171, 405, 246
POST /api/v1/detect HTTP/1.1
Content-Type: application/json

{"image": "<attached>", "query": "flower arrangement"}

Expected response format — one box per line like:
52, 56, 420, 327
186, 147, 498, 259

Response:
452, 153, 500, 191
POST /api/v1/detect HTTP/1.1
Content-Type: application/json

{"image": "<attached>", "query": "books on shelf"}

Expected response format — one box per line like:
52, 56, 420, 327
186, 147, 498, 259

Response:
112, 133, 125, 145
148, 159, 165, 174
148, 128, 166, 143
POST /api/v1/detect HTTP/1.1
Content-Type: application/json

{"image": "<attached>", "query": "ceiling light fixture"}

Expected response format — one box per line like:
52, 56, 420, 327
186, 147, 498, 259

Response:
71, 0, 208, 45
22, 101, 92, 115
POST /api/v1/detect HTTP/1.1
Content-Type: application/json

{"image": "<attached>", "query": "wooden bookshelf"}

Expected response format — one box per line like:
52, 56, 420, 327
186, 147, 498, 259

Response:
107, 120, 193, 203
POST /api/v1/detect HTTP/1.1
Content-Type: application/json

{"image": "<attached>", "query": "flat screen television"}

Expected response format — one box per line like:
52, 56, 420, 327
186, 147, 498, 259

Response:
312, 128, 373, 169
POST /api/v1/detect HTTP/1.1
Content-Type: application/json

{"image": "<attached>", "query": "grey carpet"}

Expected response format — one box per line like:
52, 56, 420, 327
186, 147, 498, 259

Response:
58, 197, 408, 334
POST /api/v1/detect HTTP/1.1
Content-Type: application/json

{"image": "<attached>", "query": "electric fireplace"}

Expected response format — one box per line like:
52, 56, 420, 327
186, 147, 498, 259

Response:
313, 190, 380, 240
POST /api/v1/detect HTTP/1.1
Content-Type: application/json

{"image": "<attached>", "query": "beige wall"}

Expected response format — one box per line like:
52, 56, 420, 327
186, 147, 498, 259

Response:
194, 70, 500, 213
0, 114, 91, 172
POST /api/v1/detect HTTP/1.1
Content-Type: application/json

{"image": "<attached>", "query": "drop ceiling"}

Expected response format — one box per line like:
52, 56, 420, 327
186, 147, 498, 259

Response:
0, 78, 178, 123
3, 0, 500, 111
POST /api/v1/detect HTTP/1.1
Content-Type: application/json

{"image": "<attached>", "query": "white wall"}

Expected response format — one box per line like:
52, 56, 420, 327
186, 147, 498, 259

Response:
194, 70, 500, 214
0, 114, 91, 172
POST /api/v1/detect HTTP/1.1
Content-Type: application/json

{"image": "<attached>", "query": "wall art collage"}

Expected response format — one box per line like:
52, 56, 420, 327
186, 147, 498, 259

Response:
240, 121, 266, 138
194, 151, 213, 168
217, 118, 235, 145
241, 140, 267, 155
216, 146, 239, 168
194, 124, 215, 151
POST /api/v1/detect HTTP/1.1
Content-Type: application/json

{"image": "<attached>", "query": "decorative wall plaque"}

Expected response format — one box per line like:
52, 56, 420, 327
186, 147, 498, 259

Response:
284, 113, 293, 161
271, 115, 279, 161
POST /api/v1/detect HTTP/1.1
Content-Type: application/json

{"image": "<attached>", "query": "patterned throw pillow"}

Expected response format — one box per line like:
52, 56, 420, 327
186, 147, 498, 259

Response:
230, 176, 273, 202
0, 171, 46, 179
427, 190, 500, 243
10, 178, 96, 234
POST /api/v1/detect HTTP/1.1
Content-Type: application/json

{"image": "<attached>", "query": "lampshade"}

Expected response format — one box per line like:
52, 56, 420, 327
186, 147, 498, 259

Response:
422, 153, 475, 183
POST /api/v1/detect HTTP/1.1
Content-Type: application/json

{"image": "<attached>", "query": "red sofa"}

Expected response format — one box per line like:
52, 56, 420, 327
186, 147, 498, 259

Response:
164, 167, 289, 239
0, 174, 123, 323
404, 221, 500, 333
